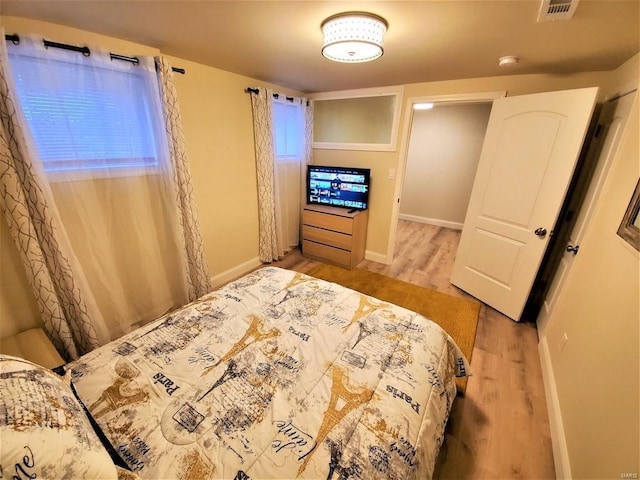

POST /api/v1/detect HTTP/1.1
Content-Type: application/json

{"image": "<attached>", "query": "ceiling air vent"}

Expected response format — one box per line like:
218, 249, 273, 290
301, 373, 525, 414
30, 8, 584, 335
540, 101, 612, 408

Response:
537, 0, 580, 21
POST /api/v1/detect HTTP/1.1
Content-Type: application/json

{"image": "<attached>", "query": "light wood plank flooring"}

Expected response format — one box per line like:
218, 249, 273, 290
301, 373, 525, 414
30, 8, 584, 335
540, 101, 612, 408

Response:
272, 219, 556, 479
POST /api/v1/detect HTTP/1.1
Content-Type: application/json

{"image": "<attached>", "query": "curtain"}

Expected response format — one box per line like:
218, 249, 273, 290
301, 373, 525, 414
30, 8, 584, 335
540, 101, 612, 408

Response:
304, 99, 314, 168
0, 35, 209, 358
155, 57, 212, 300
0, 34, 104, 360
274, 97, 313, 255
249, 89, 313, 262
274, 157, 300, 254
302, 98, 314, 224
249, 88, 279, 262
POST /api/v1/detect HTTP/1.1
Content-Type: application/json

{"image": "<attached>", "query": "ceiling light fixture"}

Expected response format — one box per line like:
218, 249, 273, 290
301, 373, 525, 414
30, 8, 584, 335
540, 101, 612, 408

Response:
413, 103, 434, 110
321, 12, 388, 63
498, 55, 520, 67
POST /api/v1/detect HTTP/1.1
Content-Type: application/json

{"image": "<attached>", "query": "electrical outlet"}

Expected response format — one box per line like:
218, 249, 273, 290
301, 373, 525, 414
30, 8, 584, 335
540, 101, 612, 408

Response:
388, 168, 396, 179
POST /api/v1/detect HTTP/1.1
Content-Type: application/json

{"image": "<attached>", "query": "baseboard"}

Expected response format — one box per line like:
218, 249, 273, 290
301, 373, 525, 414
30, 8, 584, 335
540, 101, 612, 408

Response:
364, 250, 388, 265
539, 336, 572, 479
398, 213, 464, 230
210, 256, 263, 288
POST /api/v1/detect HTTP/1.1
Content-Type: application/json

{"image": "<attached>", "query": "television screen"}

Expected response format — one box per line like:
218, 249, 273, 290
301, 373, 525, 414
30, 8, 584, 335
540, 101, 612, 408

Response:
307, 165, 370, 210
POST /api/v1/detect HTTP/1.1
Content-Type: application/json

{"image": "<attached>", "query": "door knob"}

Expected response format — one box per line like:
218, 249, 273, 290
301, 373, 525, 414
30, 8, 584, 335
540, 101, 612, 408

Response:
566, 244, 579, 255
534, 227, 547, 237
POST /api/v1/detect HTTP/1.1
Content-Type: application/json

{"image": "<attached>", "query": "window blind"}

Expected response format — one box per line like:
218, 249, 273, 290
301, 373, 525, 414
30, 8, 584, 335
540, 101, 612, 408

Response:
9, 53, 160, 173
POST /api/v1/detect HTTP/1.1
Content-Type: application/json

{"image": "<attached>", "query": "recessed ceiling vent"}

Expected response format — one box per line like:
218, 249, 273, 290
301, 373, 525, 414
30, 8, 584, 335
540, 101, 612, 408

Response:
537, 0, 580, 21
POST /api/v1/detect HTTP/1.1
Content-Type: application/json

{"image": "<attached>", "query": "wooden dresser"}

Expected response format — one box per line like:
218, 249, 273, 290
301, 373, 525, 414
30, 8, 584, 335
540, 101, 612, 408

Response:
301, 204, 368, 269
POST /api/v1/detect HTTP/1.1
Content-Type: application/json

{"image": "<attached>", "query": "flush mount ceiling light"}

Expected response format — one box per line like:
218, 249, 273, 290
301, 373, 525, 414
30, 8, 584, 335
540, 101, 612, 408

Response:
413, 103, 434, 110
498, 55, 520, 67
321, 12, 388, 63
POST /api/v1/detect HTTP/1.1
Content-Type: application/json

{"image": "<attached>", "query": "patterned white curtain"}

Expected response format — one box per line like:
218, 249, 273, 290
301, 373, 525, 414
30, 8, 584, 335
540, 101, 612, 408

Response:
155, 57, 212, 300
304, 99, 314, 168
302, 98, 314, 222
0, 37, 102, 360
249, 88, 279, 263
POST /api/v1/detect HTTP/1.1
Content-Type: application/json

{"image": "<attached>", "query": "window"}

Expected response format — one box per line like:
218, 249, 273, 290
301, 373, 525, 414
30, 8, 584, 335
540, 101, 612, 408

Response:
271, 96, 306, 250
7, 47, 165, 176
273, 98, 304, 162
311, 86, 404, 151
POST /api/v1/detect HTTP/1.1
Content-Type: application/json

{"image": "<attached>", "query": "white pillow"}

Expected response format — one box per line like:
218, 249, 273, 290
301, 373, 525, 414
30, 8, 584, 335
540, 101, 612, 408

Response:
0, 354, 119, 479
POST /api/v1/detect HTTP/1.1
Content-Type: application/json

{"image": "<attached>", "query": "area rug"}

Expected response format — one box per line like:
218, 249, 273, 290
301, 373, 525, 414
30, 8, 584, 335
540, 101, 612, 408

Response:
305, 263, 480, 394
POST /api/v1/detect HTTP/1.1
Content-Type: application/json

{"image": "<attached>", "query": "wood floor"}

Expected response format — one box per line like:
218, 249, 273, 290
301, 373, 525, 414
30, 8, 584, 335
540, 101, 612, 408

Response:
272, 219, 556, 479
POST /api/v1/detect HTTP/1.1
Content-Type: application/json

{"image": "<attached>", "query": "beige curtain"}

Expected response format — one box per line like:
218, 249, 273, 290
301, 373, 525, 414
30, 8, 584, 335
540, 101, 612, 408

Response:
155, 56, 212, 300
302, 98, 314, 221
249, 87, 279, 262
249, 89, 313, 262
304, 99, 314, 168
0, 36, 103, 360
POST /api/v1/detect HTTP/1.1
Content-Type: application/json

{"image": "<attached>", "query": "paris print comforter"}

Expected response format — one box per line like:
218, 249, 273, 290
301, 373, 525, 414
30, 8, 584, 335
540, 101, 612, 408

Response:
68, 266, 469, 480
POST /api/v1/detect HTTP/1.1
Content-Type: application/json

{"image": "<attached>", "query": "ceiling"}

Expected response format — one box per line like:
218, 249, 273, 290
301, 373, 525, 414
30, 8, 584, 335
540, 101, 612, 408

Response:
2, 1, 639, 93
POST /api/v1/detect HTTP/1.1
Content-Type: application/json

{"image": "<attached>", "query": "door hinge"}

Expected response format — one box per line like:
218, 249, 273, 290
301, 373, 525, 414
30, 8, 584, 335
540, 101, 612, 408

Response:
566, 244, 579, 255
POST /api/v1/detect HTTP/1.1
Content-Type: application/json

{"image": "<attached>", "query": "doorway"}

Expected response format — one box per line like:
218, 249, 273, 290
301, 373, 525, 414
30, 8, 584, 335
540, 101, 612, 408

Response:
400, 102, 492, 230
387, 91, 505, 263
391, 88, 600, 322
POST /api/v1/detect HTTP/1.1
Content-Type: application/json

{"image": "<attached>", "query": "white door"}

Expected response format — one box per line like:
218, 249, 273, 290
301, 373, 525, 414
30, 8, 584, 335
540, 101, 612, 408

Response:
536, 90, 636, 334
451, 87, 599, 321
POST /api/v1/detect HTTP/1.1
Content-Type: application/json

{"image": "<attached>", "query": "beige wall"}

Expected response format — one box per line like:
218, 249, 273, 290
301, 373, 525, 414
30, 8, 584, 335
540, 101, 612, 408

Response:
400, 103, 492, 227
0, 16, 302, 338
540, 55, 639, 479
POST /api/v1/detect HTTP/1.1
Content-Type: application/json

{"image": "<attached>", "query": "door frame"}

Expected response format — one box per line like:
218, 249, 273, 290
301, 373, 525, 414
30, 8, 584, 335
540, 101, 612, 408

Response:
450, 87, 599, 320
535, 88, 637, 333
385, 91, 506, 264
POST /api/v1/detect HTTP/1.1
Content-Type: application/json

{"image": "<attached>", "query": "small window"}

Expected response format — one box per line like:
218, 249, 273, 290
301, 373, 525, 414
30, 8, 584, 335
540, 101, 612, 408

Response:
273, 99, 304, 162
7, 46, 165, 177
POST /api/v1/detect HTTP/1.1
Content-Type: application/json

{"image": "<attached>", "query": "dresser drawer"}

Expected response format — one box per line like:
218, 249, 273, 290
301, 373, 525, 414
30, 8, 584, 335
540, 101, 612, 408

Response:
302, 240, 352, 268
301, 205, 368, 269
302, 209, 353, 235
302, 225, 352, 251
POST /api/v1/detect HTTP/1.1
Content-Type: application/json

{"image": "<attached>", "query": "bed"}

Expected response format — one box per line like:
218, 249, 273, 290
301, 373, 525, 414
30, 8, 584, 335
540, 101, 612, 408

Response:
0, 266, 469, 480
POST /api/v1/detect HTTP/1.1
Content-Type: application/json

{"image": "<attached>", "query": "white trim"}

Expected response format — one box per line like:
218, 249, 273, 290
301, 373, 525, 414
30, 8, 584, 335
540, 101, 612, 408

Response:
312, 141, 398, 152
539, 336, 572, 480
310, 85, 404, 101
403, 91, 508, 105
364, 249, 389, 265
398, 213, 464, 230
386, 90, 507, 264
210, 256, 263, 288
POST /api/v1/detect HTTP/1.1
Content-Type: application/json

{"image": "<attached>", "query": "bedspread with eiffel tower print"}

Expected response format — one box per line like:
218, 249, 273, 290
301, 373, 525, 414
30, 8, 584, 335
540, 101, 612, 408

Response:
67, 266, 469, 480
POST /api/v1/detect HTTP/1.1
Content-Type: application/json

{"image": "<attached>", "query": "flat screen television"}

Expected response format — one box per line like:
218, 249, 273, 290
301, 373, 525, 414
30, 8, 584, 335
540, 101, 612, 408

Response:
306, 165, 371, 211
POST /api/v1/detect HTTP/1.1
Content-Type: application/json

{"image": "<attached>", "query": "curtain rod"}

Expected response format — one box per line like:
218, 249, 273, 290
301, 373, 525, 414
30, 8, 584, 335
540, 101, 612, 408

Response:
4, 34, 186, 74
44, 38, 89, 56
245, 87, 309, 105
607, 88, 637, 103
